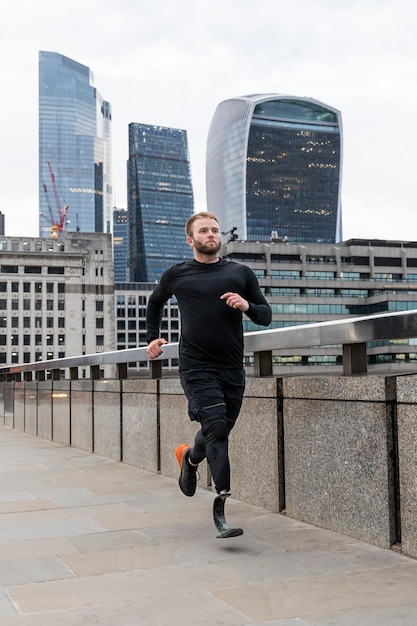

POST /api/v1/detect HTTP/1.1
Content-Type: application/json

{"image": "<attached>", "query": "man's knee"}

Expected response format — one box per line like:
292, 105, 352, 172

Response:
201, 412, 228, 442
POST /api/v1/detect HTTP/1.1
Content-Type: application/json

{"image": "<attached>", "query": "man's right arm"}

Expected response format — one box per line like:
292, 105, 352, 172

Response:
145, 269, 173, 347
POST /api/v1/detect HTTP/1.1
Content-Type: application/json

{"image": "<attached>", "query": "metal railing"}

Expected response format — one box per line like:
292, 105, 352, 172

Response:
2, 309, 417, 381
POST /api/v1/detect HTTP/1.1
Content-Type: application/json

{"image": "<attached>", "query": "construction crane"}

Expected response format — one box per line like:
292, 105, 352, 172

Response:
39, 161, 69, 238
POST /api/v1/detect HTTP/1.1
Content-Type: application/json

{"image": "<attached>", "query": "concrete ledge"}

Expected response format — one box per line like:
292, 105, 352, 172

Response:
38, 382, 52, 440
52, 381, 71, 445
24, 382, 38, 435
283, 376, 395, 548
70, 380, 93, 452
14, 382, 25, 431
93, 380, 121, 461
121, 379, 158, 472
395, 374, 417, 558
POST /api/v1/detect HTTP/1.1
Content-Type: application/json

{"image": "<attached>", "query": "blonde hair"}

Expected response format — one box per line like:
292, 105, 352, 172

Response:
185, 211, 219, 237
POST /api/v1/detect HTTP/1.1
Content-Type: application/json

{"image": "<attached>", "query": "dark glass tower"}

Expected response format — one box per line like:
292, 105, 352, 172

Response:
206, 94, 342, 243
38, 51, 112, 237
113, 208, 128, 282
127, 123, 194, 282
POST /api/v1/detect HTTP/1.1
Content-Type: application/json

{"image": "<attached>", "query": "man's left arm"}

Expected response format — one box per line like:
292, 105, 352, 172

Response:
243, 266, 272, 327
221, 267, 272, 326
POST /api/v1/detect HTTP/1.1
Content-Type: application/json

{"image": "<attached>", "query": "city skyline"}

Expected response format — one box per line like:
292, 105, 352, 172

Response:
1, 0, 417, 242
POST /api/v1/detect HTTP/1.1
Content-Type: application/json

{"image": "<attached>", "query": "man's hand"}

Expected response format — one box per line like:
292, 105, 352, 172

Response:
146, 338, 168, 359
220, 292, 249, 312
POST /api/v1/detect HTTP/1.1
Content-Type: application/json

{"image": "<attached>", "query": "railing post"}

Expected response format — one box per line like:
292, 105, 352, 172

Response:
253, 350, 273, 377
90, 365, 101, 380
117, 362, 128, 379
149, 360, 162, 379
343, 342, 368, 375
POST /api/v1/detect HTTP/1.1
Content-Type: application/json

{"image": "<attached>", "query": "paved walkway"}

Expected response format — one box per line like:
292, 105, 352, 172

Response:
1, 427, 417, 625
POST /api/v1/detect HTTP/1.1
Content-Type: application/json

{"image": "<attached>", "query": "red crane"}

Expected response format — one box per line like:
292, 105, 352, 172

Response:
39, 161, 69, 238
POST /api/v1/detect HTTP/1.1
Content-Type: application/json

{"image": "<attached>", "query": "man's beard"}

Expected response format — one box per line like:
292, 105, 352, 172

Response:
193, 239, 222, 256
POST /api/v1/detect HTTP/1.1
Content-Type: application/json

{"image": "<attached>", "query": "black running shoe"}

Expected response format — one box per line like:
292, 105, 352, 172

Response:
176, 443, 198, 497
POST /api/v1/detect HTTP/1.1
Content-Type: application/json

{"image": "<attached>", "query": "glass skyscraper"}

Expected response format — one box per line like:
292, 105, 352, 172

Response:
127, 123, 194, 282
206, 94, 342, 244
113, 208, 128, 282
38, 51, 112, 237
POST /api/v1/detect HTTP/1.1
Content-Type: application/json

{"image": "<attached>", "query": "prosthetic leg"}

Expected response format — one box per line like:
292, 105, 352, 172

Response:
212, 491, 244, 539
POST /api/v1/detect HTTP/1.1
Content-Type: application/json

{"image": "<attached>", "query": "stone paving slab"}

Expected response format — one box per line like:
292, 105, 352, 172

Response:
1, 426, 417, 625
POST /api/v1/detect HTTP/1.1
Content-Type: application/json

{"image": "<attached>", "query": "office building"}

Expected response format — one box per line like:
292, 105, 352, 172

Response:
115, 282, 180, 373
0, 233, 115, 367
127, 123, 194, 282
207, 94, 342, 244
222, 238, 417, 375
113, 208, 128, 282
38, 51, 112, 237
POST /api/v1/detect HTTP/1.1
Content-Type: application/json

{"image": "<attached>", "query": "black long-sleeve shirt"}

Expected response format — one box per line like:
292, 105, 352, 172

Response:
146, 258, 272, 370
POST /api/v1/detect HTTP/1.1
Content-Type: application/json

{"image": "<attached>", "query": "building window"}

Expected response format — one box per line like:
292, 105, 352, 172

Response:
0, 299, 6, 310
0, 282, 6, 292
23, 335, 30, 346
96, 335, 104, 346
47, 267, 65, 274
96, 301, 104, 312
11, 317, 18, 328
57, 301, 65, 310
96, 318, 104, 329
47, 283, 54, 294
24, 266, 42, 274
58, 318, 65, 328
11, 282, 19, 292
1, 265, 18, 273
0, 336, 6, 345
23, 317, 30, 328
47, 317, 54, 328
57, 283, 65, 293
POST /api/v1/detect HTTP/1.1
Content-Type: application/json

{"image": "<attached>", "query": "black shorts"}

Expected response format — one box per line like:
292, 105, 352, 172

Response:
179, 368, 245, 427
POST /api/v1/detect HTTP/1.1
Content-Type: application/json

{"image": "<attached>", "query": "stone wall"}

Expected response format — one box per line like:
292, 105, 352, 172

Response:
1, 373, 416, 558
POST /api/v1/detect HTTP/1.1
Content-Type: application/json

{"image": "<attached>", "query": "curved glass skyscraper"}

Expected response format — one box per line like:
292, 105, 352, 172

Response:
206, 94, 342, 243
38, 51, 112, 237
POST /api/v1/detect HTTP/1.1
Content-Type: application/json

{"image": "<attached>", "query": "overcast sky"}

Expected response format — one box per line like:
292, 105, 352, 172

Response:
1, 0, 416, 241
